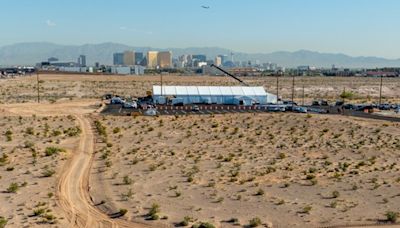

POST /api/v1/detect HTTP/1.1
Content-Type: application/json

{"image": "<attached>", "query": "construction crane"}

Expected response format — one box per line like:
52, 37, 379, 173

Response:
210, 64, 249, 86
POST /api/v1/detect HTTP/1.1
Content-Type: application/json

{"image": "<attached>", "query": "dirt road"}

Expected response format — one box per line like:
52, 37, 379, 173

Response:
0, 100, 148, 228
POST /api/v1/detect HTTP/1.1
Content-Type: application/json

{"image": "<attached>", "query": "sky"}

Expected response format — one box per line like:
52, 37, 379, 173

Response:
1, 0, 400, 58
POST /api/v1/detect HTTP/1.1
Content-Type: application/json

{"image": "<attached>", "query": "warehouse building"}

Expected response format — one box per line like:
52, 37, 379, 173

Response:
153, 85, 277, 106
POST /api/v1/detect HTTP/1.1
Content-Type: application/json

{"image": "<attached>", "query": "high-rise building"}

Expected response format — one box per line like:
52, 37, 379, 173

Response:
135, 52, 144, 65
123, 51, 135, 66
219, 55, 228, 65
215, 56, 222, 66
192, 54, 207, 62
77, 55, 86, 67
157, 51, 172, 68
113, 53, 124, 65
147, 51, 159, 68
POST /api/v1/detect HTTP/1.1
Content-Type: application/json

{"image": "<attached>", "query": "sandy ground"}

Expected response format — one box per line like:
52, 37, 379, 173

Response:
0, 75, 400, 228
0, 100, 149, 228
0, 74, 399, 104
91, 113, 400, 227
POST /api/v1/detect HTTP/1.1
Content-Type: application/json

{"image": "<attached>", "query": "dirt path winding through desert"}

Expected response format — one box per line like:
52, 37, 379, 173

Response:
0, 101, 148, 228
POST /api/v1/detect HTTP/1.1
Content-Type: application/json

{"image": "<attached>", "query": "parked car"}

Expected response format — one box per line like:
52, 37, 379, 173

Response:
395, 107, 400, 114
110, 97, 125, 104
283, 100, 297, 106
320, 100, 329, 106
312, 100, 329, 106
343, 104, 355, 110
267, 105, 285, 112
103, 93, 113, 100
293, 106, 308, 113
123, 102, 138, 109
307, 107, 327, 113
335, 101, 344, 106
144, 108, 157, 116
379, 103, 391, 110
312, 100, 320, 106
192, 105, 200, 112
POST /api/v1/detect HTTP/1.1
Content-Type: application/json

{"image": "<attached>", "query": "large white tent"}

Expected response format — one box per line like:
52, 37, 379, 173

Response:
153, 85, 277, 105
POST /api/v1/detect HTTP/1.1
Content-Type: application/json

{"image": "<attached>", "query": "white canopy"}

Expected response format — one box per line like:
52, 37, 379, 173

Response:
153, 85, 268, 97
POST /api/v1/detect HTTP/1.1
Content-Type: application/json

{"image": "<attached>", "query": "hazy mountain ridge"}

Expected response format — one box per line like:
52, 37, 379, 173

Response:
1, 42, 400, 68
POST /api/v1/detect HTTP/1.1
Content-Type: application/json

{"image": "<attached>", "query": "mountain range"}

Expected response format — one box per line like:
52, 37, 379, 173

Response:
1, 42, 400, 68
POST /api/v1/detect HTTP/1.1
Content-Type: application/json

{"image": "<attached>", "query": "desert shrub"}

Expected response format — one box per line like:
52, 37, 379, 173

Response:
306, 174, 315, 180
178, 216, 193, 226
255, 188, 265, 196
332, 190, 340, 198
64, 127, 81, 136
26, 127, 34, 135
24, 141, 35, 149
105, 160, 112, 167
340, 91, 354, 100
94, 120, 107, 137
33, 208, 46, 216
123, 175, 133, 185
302, 205, 312, 214
42, 167, 56, 177
119, 209, 128, 216
386, 211, 399, 223
249, 217, 262, 227
228, 218, 239, 224
52, 130, 62, 136
0, 217, 7, 228
215, 197, 224, 203
147, 203, 160, 220
0, 154, 8, 165
5, 130, 12, 141
310, 179, 318, 185
197, 222, 215, 228
45, 147, 65, 156
42, 213, 56, 223
113, 127, 121, 134
121, 189, 134, 201
6, 182, 19, 193
278, 152, 286, 159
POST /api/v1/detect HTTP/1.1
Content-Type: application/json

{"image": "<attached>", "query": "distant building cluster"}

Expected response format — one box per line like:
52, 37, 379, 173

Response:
29, 50, 400, 77
112, 50, 172, 69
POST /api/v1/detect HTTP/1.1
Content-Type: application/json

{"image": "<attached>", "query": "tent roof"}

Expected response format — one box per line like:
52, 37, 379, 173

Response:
153, 85, 269, 96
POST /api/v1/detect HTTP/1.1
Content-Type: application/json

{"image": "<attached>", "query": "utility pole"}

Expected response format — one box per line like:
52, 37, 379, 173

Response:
36, 69, 40, 103
342, 87, 346, 104
160, 72, 163, 104
302, 83, 305, 106
379, 75, 383, 106
291, 74, 295, 107
276, 74, 279, 102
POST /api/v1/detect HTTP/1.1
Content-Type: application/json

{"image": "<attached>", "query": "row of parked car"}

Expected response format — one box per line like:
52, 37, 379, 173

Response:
342, 103, 400, 111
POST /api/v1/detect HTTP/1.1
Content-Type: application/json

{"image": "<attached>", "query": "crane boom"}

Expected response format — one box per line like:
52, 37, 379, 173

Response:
210, 64, 249, 86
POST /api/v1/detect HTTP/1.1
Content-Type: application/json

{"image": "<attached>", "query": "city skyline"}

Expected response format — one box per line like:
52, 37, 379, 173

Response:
1, 0, 400, 58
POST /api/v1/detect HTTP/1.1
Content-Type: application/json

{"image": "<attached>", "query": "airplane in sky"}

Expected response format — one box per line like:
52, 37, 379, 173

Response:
201, 5, 210, 9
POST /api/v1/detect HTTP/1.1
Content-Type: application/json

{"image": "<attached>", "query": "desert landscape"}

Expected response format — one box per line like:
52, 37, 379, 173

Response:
0, 74, 399, 228
0, 74, 400, 104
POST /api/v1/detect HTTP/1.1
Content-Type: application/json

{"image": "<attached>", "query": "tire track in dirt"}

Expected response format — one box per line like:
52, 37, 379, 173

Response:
56, 114, 150, 228
0, 101, 149, 228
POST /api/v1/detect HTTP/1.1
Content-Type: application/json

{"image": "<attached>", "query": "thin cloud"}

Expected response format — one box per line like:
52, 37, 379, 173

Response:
46, 20, 56, 27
